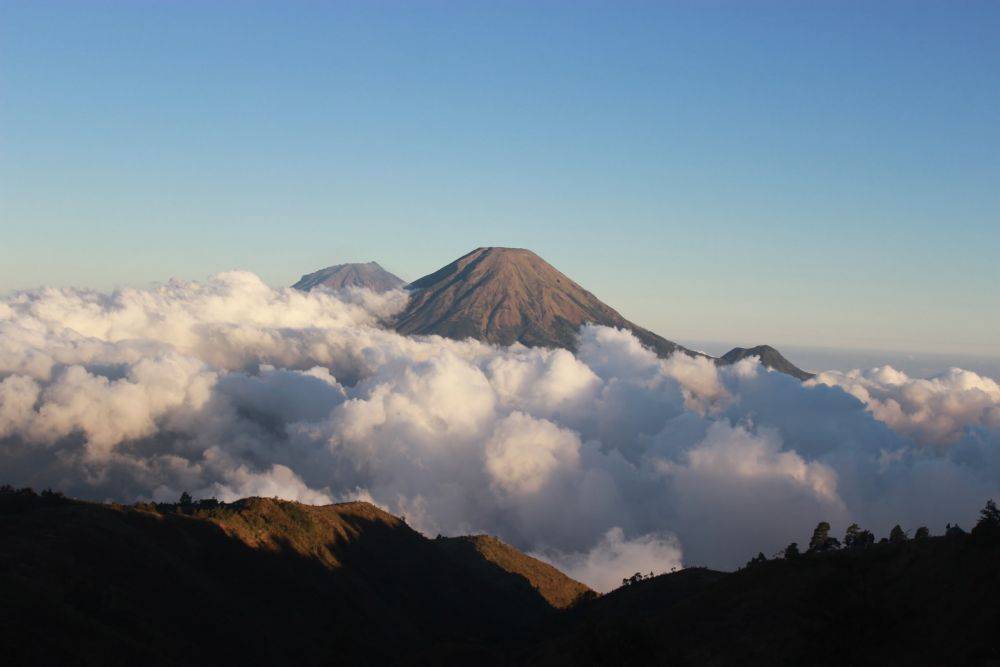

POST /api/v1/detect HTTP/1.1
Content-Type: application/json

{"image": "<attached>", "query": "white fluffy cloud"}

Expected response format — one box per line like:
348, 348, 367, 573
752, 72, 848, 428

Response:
1, 272, 999, 591
485, 412, 582, 497
809, 366, 1000, 444
540, 527, 684, 594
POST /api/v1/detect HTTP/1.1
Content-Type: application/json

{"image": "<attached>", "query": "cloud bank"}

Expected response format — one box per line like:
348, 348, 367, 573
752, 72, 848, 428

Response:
2, 272, 999, 591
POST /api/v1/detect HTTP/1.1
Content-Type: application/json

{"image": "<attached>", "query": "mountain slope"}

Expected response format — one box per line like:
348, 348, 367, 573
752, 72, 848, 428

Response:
0, 490, 583, 666
293, 262, 405, 292
436, 535, 593, 609
394, 247, 691, 358
4, 488, 999, 666
529, 533, 1000, 666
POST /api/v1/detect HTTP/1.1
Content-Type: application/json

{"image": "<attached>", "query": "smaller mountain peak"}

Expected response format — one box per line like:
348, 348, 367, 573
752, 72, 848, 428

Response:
719, 345, 813, 380
293, 261, 405, 292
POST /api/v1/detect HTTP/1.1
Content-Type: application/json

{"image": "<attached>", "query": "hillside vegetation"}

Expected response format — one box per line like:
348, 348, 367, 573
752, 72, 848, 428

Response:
3, 487, 999, 666
530, 529, 1000, 665
0, 488, 589, 666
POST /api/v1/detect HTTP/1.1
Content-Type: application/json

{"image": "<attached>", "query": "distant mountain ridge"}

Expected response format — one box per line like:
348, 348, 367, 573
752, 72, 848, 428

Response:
294, 261, 405, 292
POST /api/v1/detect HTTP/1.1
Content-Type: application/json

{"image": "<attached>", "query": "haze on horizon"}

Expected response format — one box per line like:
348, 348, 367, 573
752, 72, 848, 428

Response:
1, 1, 998, 360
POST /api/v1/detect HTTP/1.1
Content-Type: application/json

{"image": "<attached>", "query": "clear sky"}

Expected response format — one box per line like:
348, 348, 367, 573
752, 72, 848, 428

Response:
2, 1, 998, 358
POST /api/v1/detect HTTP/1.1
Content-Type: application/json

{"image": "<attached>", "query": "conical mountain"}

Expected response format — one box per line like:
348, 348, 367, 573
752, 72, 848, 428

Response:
394, 247, 812, 379
394, 247, 691, 357
293, 261, 405, 292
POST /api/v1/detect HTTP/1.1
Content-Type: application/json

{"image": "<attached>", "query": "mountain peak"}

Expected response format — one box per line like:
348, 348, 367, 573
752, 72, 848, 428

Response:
293, 261, 405, 292
396, 247, 689, 356
407, 247, 545, 290
394, 247, 812, 380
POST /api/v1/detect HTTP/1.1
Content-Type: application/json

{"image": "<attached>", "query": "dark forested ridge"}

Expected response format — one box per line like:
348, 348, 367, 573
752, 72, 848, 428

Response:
529, 513, 1000, 666
3, 486, 999, 666
0, 487, 586, 666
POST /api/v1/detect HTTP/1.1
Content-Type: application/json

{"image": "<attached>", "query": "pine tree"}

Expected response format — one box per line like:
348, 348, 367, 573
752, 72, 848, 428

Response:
945, 523, 966, 538
979, 499, 1000, 528
889, 524, 907, 543
808, 521, 832, 552
784, 542, 800, 559
972, 500, 1000, 544
914, 526, 930, 540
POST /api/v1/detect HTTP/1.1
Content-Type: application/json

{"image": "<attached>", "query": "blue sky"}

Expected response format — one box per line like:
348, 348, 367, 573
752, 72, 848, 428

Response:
2, 1, 998, 358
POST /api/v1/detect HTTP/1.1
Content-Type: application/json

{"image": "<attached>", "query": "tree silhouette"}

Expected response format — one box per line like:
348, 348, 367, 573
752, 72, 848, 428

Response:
979, 499, 1000, 528
972, 500, 1000, 544
914, 526, 930, 540
844, 523, 876, 549
198, 497, 220, 510
621, 572, 650, 587
808, 522, 839, 552
179, 491, 193, 507
889, 525, 907, 543
808, 522, 830, 552
784, 542, 800, 559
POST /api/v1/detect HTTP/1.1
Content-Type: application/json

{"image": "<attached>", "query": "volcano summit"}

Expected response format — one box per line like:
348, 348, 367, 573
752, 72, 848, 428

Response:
390, 247, 811, 379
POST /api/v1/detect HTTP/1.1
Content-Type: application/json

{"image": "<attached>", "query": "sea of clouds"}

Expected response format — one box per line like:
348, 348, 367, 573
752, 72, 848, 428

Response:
2, 271, 999, 591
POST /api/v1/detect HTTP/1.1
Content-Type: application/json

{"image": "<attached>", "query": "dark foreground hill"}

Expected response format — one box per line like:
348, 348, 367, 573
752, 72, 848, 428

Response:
435, 534, 593, 609
0, 489, 589, 666
392, 247, 812, 379
4, 488, 998, 666
528, 532, 1000, 666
